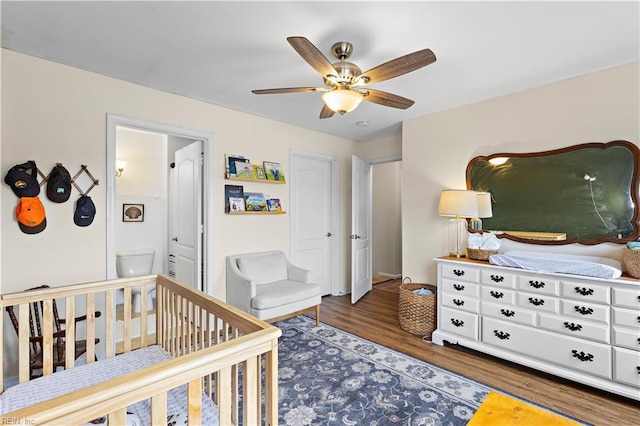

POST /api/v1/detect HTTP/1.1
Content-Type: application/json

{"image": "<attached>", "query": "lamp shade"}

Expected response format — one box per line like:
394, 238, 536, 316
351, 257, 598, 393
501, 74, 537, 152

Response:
322, 89, 364, 114
437, 190, 479, 218
477, 192, 493, 218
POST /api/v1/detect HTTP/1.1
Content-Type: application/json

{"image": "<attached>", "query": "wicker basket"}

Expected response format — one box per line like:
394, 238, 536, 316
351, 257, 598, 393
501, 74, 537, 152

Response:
467, 248, 499, 261
398, 279, 437, 337
622, 247, 640, 279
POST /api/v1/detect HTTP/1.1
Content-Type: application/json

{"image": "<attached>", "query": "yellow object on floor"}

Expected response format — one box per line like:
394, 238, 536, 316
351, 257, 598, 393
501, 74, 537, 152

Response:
468, 391, 582, 426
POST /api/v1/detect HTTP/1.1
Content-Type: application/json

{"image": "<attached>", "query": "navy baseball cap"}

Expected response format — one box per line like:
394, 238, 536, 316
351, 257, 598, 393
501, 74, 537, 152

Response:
74, 195, 96, 227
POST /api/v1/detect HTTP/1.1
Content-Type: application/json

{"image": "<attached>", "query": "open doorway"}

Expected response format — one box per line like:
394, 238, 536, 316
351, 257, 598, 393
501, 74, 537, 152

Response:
106, 115, 215, 295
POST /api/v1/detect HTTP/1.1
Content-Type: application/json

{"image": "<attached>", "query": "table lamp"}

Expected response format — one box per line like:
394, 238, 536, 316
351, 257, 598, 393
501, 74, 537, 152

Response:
438, 189, 479, 257
470, 192, 493, 231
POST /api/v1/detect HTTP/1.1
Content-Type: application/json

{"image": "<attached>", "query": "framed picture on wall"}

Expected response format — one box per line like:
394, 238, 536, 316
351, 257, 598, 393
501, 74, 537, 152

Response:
123, 203, 144, 222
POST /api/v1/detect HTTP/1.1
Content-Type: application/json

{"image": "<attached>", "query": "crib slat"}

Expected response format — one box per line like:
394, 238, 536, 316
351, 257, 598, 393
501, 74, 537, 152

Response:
188, 378, 203, 424
106, 290, 114, 358
42, 299, 54, 376
140, 284, 148, 348
217, 366, 232, 426
265, 344, 279, 425
108, 408, 126, 425
18, 303, 30, 382
151, 392, 168, 425
86, 292, 96, 363
123, 287, 132, 353
243, 356, 259, 425
65, 296, 76, 368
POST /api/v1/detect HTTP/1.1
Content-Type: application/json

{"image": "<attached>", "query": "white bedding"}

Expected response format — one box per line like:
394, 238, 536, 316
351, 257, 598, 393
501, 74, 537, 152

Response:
489, 250, 623, 279
0, 345, 219, 426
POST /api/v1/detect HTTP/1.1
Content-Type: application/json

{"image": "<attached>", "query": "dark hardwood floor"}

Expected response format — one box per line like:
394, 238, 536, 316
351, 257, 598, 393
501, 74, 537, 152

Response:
307, 280, 640, 426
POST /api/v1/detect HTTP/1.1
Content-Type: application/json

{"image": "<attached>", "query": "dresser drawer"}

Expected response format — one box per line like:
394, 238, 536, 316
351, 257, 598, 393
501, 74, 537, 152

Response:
517, 292, 559, 314
612, 285, 640, 309
613, 326, 640, 351
441, 264, 480, 283
439, 306, 479, 340
442, 293, 479, 313
480, 269, 516, 289
538, 313, 610, 344
481, 286, 516, 305
613, 307, 640, 329
560, 279, 610, 304
482, 317, 612, 379
516, 274, 559, 296
442, 278, 480, 298
481, 300, 535, 326
561, 299, 610, 324
613, 347, 640, 388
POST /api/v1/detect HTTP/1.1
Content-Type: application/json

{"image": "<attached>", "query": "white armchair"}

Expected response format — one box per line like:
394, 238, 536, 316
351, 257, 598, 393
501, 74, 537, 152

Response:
226, 250, 321, 326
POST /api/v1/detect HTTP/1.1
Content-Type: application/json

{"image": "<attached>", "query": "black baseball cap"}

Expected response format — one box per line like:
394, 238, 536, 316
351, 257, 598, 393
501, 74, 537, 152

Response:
74, 195, 96, 227
46, 164, 72, 203
4, 160, 40, 198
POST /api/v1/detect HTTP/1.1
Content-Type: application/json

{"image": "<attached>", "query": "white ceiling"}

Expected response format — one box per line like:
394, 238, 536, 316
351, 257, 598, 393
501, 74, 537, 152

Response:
2, 1, 638, 142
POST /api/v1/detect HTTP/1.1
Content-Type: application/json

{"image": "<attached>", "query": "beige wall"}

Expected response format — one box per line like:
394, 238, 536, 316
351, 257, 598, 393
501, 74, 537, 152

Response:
403, 61, 640, 284
1, 49, 386, 297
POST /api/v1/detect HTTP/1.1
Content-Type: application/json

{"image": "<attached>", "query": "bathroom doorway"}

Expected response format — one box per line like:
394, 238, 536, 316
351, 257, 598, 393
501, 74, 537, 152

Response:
106, 115, 214, 294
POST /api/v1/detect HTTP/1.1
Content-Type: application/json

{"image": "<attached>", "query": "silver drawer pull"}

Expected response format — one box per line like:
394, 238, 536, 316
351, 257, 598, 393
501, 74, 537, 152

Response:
500, 309, 515, 317
574, 306, 593, 315
564, 322, 582, 332
575, 286, 594, 296
490, 275, 504, 283
451, 318, 464, 327
529, 280, 545, 289
494, 330, 510, 340
453, 299, 464, 306
453, 269, 465, 277
490, 291, 504, 299
453, 284, 465, 291
571, 350, 594, 362
528, 297, 545, 306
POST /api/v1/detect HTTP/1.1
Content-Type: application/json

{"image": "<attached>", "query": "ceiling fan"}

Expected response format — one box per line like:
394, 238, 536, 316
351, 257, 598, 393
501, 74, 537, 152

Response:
252, 36, 437, 119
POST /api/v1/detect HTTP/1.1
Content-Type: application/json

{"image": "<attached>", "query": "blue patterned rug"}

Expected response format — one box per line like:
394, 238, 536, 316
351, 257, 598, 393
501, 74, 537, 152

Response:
274, 316, 489, 425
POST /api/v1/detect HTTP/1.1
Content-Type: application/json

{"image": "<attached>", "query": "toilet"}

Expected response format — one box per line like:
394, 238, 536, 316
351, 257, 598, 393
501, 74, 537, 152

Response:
116, 248, 156, 311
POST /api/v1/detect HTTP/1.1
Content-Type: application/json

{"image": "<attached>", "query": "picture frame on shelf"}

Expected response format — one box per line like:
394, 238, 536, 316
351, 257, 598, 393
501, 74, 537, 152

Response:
224, 184, 244, 213
123, 203, 144, 222
244, 192, 267, 211
263, 161, 285, 182
253, 164, 266, 180
235, 161, 255, 179
266, 198, 282, 212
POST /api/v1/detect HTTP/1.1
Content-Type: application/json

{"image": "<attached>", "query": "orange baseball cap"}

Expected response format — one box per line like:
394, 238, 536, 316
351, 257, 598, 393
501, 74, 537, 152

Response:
15, 196, 47, 234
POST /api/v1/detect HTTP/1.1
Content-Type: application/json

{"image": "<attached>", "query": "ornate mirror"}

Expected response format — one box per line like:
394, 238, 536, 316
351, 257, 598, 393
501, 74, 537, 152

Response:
466, 141, 640, 245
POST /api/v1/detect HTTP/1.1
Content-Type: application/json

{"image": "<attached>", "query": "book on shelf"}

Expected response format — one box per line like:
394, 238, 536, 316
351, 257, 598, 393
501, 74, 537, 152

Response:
224, 184, 244, 213
266, 198, 282, 212
244, 192, 267, 211
235, 161, 255, 179
229, 197, 246, 212
226, 154, 250, 177
263, 161, 286, 182
253, 164, 266, 180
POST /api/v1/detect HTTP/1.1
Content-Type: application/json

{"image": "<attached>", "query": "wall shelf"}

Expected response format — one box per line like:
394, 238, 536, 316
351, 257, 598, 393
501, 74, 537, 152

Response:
226, 211, 286, 215
225, 176, 285, 184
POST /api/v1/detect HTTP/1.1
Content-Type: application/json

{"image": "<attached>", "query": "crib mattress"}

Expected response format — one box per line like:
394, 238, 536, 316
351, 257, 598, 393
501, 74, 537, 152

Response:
489, 250, 622, 279
0, 345, 219, 426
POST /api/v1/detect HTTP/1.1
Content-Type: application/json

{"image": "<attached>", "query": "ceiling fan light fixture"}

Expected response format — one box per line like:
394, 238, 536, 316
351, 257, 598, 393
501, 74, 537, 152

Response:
322, 89, 364, 114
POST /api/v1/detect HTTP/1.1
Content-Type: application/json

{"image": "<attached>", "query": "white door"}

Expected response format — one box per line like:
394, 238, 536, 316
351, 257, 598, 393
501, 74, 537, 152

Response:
290, 153, 335, 295
172, 141, 202, 290
351, 155, 372, 303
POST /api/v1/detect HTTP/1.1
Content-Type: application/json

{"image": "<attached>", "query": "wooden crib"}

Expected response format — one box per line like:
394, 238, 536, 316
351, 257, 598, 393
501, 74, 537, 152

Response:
0, 274, 281, 425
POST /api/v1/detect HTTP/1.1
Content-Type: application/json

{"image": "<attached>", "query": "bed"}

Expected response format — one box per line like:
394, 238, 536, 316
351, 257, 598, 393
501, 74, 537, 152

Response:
0, 274, 281, 425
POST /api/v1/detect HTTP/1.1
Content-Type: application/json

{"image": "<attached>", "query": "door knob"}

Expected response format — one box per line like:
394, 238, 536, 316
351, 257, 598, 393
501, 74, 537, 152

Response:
172, 237, 178, 242
326, 232, 332, 237
350, 234, 361, 240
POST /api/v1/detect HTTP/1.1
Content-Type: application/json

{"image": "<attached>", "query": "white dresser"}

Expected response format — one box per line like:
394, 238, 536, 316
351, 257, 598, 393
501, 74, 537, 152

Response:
433, 257, 640, 400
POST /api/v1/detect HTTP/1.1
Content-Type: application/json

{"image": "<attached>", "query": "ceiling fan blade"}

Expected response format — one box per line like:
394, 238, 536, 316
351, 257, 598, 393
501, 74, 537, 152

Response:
358, 49, 436, 85
363, 89, 415, 109
287, 36, 338, 79
252, 87, 319, 95
319, 104, 336, 119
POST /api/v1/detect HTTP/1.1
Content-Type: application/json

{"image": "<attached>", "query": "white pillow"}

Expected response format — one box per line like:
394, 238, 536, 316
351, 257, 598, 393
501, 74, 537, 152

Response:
237, 252, 288, 285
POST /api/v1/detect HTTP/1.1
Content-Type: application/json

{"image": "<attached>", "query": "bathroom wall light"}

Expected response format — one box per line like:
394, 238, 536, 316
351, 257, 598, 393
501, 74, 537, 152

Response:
115, 160, 127, 177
